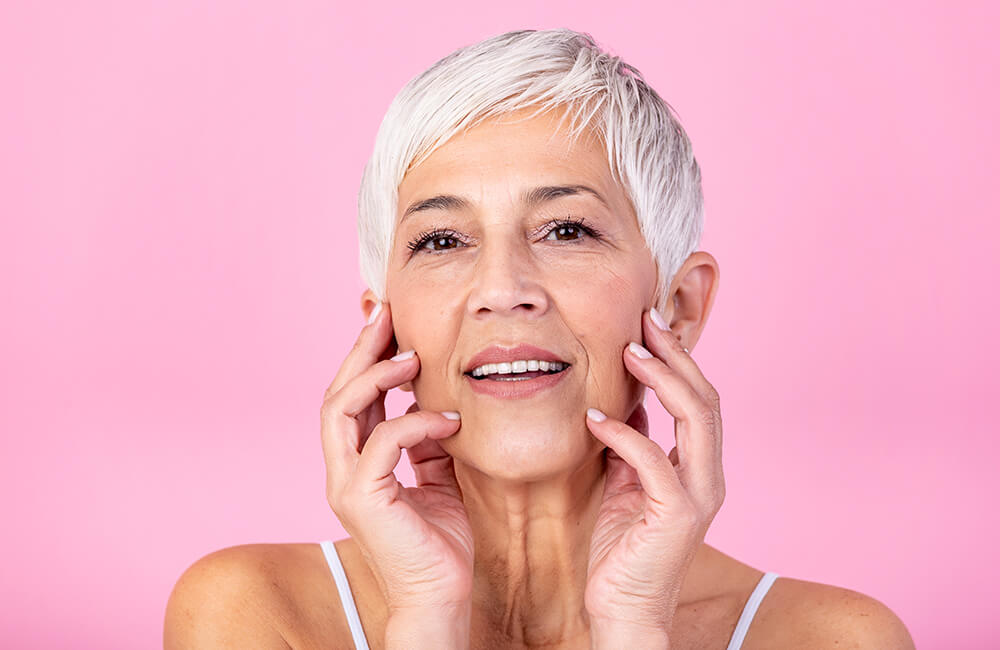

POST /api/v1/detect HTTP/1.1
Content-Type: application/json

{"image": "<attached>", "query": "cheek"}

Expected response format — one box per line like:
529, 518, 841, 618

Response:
385, 274, 461, 400
575, 262, 652, 412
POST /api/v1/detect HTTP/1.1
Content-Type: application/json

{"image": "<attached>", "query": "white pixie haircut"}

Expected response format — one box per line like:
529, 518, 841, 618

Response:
357, 28, 703, 312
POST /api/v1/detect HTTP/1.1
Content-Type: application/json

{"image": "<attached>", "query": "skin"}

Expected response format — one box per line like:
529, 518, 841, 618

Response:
372, 106, 719, 646
163, 106, 917, 650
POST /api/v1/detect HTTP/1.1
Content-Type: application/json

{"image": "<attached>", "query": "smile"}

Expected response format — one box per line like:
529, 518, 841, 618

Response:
463, 363, 570, 398
468, 359, 568, 378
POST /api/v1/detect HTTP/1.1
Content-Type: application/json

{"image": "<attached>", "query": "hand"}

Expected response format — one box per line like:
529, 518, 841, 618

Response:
320, 302, 474, 616
583, 309, 725, 637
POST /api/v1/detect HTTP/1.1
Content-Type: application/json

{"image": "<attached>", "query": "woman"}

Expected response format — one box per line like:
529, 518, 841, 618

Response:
165, 29, 914, 649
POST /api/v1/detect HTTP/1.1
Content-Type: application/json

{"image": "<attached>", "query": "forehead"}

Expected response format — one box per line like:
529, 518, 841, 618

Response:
395, 107, 621, 221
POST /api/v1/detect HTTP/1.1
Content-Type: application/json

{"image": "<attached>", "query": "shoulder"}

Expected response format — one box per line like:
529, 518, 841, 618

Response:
746, 576, 915, 649
164, 543, 351, 649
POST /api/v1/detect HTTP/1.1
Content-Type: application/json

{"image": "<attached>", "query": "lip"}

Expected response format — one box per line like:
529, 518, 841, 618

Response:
464, 366, 570, 399
463, 344, 569, 374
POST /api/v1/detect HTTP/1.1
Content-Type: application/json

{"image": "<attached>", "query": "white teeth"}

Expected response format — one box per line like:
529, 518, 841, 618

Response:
469, 359, 568, 377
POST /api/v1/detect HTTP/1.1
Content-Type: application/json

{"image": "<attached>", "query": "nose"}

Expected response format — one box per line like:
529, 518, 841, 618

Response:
466, 235, 550, 319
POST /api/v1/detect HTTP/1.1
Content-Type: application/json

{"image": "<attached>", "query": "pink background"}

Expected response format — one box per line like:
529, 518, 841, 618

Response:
2, 1, 997, 648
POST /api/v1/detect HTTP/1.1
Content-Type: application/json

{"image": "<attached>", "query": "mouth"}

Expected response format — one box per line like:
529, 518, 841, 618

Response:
461, 344, 572, 398
464, 360, 570, 381
463, 343, 571, 380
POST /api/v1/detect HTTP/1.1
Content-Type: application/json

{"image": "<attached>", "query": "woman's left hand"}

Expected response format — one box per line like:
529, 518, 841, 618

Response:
584, 309, 726, 642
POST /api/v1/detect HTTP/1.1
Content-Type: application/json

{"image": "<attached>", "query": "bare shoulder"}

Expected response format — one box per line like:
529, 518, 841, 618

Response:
164, 543, 353, 650
746, 576, 916, 649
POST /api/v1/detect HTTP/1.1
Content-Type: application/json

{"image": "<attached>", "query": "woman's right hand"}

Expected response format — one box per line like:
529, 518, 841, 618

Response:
320, 301, 474, 616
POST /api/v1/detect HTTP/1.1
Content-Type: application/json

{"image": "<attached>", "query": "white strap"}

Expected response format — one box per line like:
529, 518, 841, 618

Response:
320, 540, 371, 650
725, 572, 780, 650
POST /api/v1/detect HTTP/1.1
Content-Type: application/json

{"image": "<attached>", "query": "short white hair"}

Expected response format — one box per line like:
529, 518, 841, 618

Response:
357, 28, 703, 311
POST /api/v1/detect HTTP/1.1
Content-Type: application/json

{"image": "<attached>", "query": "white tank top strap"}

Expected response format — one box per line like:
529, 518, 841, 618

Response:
725, 571, 780, 650
320, 540, 371, 650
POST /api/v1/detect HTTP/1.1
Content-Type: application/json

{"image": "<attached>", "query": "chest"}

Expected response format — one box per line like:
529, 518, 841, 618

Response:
668, 595, 750, 650
286, 594, 750, 650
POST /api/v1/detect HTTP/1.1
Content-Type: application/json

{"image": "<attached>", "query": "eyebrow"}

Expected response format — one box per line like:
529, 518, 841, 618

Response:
400, 184, 609, 222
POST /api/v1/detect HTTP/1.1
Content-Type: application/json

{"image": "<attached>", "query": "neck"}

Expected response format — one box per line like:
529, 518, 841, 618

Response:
453, 450, 607, 648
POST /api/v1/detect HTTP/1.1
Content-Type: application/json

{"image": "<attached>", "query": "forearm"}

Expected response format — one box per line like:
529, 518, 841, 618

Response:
384, 603, 471, 650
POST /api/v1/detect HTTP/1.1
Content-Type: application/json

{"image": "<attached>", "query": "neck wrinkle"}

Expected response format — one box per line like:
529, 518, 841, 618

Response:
454, 450, 609, 647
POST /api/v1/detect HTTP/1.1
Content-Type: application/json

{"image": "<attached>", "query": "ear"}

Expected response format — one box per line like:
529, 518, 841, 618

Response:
359, 289, 413, 393
360, 288, 379, 323
660, 251, 720, 352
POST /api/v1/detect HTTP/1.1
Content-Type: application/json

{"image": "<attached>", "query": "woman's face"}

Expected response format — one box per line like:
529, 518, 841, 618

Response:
384, 107, 659, 480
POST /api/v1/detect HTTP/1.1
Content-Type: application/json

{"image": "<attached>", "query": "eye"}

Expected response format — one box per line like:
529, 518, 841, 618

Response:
406, 228, 465, 255
541, 218, 601, 242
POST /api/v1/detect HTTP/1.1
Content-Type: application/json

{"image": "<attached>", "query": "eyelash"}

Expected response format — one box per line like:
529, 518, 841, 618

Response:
405, 217, 603, 256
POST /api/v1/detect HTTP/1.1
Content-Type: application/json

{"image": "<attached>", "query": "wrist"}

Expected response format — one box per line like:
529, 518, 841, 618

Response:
384, 603, 471, 650
589, 618, 671, 650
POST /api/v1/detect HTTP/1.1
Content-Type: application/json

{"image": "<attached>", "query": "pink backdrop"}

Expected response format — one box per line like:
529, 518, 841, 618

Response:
3, 1, 997, 648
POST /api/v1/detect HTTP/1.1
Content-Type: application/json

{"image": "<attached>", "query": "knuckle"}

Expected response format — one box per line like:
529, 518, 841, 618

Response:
675, 501, 701, 528
320, 397, 349, 427
326, 484, 347, 514
697, 404, 718, 431
319, 397, 339, 419
704, 381, 720, 403
715, 485, 727, 511
639, 444, 666, 468
326, 489, 340, 512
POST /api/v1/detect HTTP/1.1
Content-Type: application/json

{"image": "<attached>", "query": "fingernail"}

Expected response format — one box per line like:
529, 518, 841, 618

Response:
391, 349, 415, 361
649, 307, 669, 331
441, 411, 461, 420
628, 342, 653, 359
367, 301, 383, 325
587, 408, 607, 422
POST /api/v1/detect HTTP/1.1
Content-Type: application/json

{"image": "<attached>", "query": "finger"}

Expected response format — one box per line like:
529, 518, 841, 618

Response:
331, 352, 420, 419
355, 411, 462, 493
323, 301, 396, 401
623, 344, 720, 510
642, 311, 720, 414
601, 403, 647, 497
586, 408, 685, 509
407, 437, 462, 494
603, 445, 641, 500
643, 309, 724, 475
401, 403, 463, 494
320, 353, 418, 484
607, 403, 648, 460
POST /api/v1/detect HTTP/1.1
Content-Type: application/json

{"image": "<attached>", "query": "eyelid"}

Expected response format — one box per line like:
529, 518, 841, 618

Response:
532, 216, 600, 240
405, 227, 470, 256
406, 216, 602, 257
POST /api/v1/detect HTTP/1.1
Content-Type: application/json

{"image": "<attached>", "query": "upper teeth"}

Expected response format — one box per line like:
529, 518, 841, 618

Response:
470, 360, 567, 377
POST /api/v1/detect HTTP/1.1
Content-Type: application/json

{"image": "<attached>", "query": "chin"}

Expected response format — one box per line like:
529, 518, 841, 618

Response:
444, 420, 598, 482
